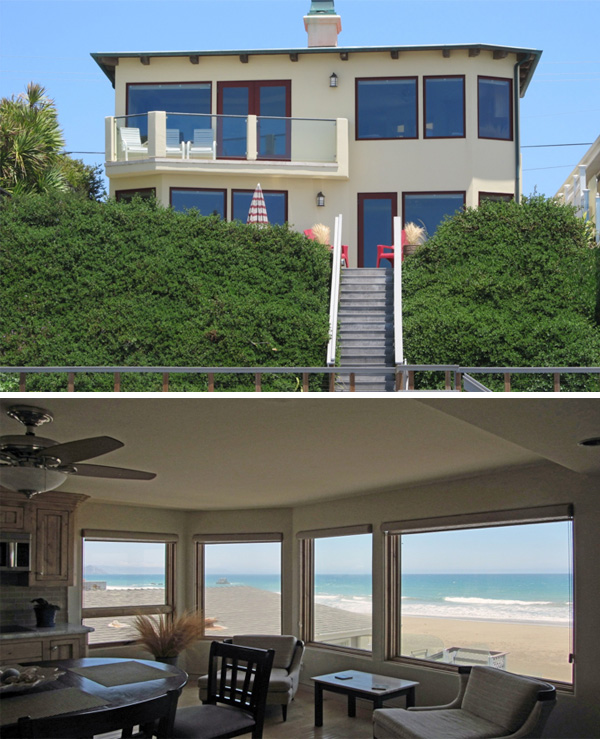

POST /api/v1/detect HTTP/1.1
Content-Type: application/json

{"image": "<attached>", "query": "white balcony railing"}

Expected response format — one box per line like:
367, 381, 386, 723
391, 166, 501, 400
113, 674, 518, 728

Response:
105, 111, 348, 176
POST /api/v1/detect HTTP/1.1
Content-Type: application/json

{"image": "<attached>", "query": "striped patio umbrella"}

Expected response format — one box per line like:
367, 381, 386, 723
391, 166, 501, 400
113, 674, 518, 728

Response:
247, 183, 269, 227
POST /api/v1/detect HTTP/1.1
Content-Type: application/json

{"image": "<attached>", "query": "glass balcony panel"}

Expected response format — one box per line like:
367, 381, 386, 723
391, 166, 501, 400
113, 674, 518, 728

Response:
115, 114, 149, 161
166, 113, 214, 151
272, 118, 337, 163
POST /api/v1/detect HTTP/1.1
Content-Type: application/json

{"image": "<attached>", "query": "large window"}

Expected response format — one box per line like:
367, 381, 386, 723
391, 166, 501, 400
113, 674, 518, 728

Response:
356, 78, 418, 140
127, 82, 211, 142
170, 188, 226, 218
478, 77, 513, 140
424, 76, 465, 138
403, 191, 465, 238
81, 530, 176, 646
383, 505, 573, 685
195, 533, 282, 636
232, 190, 288, 225
299, 525, 372, 652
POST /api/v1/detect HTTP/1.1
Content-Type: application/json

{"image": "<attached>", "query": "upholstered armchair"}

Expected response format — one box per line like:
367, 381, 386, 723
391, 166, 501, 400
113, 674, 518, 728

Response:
373, 666, 556, 739
199, 635, 304, 721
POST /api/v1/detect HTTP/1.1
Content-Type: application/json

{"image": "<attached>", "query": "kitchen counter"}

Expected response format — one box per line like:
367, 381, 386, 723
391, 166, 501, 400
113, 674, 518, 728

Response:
0, 624, 93, 641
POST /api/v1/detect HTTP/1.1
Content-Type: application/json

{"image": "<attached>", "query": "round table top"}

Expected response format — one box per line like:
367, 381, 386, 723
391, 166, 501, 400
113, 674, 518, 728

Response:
0, 656, 188, 734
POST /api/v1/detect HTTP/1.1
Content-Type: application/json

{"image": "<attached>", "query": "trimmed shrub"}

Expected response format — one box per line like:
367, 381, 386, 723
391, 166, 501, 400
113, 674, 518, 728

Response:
0, 193, 332, 391
402, 196, 600, 391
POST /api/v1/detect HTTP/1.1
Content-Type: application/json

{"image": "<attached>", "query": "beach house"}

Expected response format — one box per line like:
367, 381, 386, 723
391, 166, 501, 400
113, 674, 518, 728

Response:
93, 0, 541, 266
1, 398, 599, 738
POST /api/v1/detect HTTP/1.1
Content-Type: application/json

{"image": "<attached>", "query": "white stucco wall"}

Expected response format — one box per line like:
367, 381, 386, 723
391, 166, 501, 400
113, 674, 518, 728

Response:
106, 48, 521, 261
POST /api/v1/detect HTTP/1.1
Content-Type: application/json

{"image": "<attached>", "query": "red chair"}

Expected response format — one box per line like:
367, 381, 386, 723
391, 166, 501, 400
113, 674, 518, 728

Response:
304, 229, 350, 267
376, 230, 407, 268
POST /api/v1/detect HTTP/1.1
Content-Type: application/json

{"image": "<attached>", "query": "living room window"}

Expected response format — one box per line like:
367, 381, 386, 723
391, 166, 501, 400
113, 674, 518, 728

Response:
403, 191, 465, 238
126, 82, 211, 142
170, 188, 226, 218
195, 533, 283, 637
383, 505, 574, 685
232, 190, 288, 225
298, 525, 372, 653
424, 76, 465, 138
478, 76, 513, 140
81, 530, 176, 646
356, 78, 418, 140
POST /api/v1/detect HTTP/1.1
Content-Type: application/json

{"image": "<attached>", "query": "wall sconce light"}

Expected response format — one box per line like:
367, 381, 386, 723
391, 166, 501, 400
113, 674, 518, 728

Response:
316, 192, 325, 207
329, 72, 338, 88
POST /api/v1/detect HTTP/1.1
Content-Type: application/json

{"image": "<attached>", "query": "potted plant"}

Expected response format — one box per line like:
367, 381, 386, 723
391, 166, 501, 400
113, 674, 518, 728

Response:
31, 598, 60, 628
403, 222, 427, 257
132, 611, 217, 665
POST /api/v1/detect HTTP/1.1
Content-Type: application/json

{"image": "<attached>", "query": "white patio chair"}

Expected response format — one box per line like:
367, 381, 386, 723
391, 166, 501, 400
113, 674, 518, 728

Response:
187, 128, 216, 159
166, 129, 185, 159
119, 127, 148, 161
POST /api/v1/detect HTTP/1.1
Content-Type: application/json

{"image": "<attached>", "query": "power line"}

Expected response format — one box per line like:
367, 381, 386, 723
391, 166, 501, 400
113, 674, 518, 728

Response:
522, 143, 593, 148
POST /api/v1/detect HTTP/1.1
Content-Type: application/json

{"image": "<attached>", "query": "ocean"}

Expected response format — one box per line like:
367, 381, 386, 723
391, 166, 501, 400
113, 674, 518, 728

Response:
88, 572, 571, 626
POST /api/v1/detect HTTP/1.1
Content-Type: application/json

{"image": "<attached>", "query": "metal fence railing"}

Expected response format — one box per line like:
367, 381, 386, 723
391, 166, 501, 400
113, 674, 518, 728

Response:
2, 365, 599, 393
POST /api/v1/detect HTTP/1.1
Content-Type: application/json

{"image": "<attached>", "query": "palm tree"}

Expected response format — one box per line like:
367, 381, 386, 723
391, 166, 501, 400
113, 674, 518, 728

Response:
0, 83, 68, 194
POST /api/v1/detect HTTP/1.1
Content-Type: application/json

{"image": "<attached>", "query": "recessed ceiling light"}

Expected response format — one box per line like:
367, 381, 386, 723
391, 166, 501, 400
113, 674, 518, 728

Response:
578, 438, 600, 447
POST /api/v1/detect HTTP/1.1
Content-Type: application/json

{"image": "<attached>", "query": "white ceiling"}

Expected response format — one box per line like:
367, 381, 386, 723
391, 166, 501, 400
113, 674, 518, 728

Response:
1, 398, 598, 510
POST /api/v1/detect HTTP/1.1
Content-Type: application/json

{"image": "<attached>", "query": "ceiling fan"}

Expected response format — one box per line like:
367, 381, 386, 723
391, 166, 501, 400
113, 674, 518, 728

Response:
0, 405, 156, 498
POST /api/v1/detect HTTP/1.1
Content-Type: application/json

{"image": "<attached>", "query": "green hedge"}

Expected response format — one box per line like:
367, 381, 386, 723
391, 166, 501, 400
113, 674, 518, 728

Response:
402, 196, 600, 391
0, 194, 332, 391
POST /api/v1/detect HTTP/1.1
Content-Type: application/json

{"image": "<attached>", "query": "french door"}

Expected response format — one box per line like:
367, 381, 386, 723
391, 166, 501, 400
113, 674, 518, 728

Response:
358, 193, 397, 268
217, 81, 291, 160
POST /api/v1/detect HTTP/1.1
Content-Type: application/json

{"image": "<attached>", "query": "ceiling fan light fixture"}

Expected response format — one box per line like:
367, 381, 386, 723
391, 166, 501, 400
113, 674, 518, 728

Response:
0, 465, 68, 498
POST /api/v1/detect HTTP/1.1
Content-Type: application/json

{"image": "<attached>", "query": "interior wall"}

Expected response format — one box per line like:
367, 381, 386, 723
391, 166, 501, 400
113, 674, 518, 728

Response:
71, 463, 600, 738
291, 462, 600, 739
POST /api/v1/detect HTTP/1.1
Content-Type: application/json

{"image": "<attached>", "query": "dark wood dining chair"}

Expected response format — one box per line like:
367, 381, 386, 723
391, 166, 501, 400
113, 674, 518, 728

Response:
172, 641, 275, 739
16, 688, 181, 739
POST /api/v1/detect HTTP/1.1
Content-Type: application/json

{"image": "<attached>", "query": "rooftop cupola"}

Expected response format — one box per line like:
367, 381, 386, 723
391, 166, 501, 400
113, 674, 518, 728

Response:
304, 0, 342, 47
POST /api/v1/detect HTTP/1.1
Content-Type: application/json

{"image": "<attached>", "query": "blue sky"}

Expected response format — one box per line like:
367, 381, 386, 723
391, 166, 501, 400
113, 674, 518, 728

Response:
0, 0, 598, 198
83, 524, 571, 574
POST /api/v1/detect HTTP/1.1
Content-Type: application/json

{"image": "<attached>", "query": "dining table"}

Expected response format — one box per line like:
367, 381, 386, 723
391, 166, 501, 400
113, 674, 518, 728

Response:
0, 657, 188, 738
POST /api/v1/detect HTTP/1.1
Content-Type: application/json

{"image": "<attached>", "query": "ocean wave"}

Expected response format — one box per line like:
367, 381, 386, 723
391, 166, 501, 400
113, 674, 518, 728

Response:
402, 601, 570, 624
105, 585, 165, 590
445, 597, 552, 606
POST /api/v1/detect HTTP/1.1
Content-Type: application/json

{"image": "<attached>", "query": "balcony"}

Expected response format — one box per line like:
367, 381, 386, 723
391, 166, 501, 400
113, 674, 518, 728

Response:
105, 111, 349, 180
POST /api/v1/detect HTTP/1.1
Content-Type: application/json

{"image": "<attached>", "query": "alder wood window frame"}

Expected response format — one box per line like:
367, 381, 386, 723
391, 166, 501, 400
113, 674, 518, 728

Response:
169, 187, 227, 219
355, 76, 419, 141
231, 188, 289, 225
194, 532, 284, 639
81, 530, 177, 648
381, 505, 575, 688
477, 75, 513, 141
297, 524, 373, 655
423, 75, 466, 139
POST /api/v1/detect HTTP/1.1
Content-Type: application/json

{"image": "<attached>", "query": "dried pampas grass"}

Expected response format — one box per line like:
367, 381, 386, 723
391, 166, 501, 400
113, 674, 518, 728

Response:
132, 611, 211, 658
403, 222, 426, 245
311, 223, 331, 245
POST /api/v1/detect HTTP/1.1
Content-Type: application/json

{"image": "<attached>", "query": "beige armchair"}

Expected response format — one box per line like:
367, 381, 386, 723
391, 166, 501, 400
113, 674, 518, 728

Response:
199, 635, 304, 721
373, 666, 556, 739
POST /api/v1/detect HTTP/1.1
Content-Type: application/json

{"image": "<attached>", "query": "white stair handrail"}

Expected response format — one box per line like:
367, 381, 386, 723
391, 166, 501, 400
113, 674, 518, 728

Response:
326, 214, 343, 366
393, 215, 404, 367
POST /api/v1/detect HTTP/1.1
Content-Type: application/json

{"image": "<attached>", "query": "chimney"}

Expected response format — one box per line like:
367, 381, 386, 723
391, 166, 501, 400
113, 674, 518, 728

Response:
304, 0, 342, 48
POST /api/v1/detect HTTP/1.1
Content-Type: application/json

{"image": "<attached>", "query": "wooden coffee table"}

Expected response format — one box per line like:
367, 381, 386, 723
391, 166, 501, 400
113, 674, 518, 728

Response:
312, 669, 419, 727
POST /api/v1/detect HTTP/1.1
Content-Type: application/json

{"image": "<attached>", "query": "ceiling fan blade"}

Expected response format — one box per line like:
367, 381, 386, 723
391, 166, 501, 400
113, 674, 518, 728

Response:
70, 463, 156, 480
36, 436, 124, 464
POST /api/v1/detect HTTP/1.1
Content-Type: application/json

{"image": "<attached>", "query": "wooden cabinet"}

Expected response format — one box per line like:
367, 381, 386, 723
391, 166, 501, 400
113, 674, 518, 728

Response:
0, 633, 87, 665
0, 502, 26, 530
0, 490, 88, 587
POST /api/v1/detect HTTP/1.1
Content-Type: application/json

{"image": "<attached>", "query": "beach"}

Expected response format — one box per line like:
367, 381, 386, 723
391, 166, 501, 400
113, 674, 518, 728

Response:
402, 615, 571, 683
82, 585, 571, 683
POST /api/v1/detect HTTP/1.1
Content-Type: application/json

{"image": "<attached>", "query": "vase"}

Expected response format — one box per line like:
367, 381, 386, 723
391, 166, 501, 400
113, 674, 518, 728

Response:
155, 655, 179, 666
33, 607, 57, 628
404, 243, 420, 257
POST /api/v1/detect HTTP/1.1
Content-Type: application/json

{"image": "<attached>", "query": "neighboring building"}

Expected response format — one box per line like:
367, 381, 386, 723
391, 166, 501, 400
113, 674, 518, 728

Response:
92, 1, 541, 267
556, 135, 600, 243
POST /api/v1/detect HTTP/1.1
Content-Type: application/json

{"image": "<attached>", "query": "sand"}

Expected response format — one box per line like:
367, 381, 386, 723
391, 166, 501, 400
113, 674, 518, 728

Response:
82, 588, 571, 683
402, 616, 571, 683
